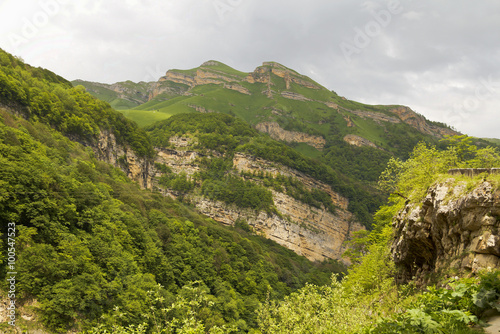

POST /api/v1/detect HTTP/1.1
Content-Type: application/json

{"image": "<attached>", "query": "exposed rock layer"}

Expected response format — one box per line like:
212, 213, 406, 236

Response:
256, 122, 326, 150
392, 180, 500, 285
343, 134, 377, 148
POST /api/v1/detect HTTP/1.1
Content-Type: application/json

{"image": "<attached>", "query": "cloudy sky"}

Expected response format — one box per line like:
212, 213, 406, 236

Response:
1, 0, 499, 138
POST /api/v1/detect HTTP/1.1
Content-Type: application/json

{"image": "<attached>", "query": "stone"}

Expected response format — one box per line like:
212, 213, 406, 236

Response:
392, 180, 500, 284
255, 122, 326, 150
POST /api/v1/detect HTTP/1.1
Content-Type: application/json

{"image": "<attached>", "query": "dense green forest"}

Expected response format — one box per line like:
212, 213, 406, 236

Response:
0, 50, 153, 157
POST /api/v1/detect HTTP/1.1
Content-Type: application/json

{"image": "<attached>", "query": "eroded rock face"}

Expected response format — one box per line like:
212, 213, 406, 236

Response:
389, 106, 460, 138
343, 134, 378, 148
191, 190, 361, 262
94, 130, 153, 189
256, 122, 326, 150
92, 132, 362, 263
392, 180, 500, 285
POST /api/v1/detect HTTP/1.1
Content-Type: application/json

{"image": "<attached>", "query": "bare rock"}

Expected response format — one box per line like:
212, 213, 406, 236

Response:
392, 180, 500, 285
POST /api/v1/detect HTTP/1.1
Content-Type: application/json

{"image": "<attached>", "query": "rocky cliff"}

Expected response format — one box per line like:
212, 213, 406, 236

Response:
93, 130, 154, 189
389, 106, 460, 138
343, 134, 378, 148
256, 122, 326, 150
392, 178, 500, 285
153, 138, 362, 262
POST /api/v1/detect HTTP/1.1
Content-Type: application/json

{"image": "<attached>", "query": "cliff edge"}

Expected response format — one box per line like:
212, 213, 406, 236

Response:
392, 179, 500, 285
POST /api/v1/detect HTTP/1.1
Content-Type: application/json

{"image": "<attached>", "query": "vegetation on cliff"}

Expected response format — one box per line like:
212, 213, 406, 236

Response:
146, 112, 381, 225
379, 135, 500, 214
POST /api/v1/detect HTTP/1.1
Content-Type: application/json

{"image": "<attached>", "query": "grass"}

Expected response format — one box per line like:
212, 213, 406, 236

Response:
118, 109, 193, 127
483, 137, 500, 145
350, 115, 389, 147
293, 142, 322, 159
201, 60, 249, 78
110, 98, 141, 110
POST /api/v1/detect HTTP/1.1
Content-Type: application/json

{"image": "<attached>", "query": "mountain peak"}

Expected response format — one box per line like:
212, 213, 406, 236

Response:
201, 60, 225, 67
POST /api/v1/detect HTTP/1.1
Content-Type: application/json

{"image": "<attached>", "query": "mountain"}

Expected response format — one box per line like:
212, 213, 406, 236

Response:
74, 60, 462, 184
3, 49, 500, 333
74, 60, 469, 226
0, 49, 347, 332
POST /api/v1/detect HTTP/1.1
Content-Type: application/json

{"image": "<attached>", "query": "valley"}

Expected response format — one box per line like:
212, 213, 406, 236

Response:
0, 47, 499, 333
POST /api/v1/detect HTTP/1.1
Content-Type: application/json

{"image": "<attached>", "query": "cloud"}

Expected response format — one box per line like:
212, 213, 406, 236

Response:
0, 0, 499, 137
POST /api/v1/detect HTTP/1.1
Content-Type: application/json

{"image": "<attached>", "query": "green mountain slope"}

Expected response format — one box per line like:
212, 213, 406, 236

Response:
74, 60, 469, 226
74, 60, 461, 185
0, 49, 345, 333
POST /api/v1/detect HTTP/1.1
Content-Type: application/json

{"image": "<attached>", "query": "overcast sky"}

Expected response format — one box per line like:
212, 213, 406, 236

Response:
1, 0, 499, 138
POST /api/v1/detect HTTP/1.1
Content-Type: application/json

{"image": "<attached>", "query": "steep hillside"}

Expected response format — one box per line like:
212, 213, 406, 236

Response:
74, 60, 462, 187
0, 49, 346, 333
144, 113, 366, 261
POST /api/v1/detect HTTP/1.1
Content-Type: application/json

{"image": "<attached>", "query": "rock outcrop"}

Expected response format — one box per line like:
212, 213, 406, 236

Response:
389, 106, 460, 138
343, 134, 377, 148
154, 139, 362, 262
94, 130, 153, 189
192, 190, 361, 262
392, 180, 500, 285
256, 122, 326, 150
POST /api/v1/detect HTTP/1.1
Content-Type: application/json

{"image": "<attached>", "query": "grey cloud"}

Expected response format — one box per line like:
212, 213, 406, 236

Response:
0, 0, 499, 137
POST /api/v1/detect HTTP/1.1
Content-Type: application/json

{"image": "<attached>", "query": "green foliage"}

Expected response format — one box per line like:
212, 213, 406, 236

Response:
0, 111, 344, 332
202, 177, 275, 214
0, 48, 154, 158
368, 274, 497, 334
146, 112, 257, 151
257, 231, 400, 334
378, 135, 500, 214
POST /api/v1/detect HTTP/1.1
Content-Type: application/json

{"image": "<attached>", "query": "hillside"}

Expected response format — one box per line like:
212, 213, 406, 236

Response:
74, 60, 466, 190
0, 49, 347, 333
143, 112, 366, 261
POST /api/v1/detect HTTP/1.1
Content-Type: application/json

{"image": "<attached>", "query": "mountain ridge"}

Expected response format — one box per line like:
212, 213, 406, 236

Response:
73, 60, 459, 140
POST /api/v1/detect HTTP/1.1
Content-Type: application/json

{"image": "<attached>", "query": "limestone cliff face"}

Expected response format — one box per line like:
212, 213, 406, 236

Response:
191, 190, 361, 262
93, 130, 153, 189
343, 134, 378, 148
392, 180, 500, 285
249, 62, 321, 90
160, 71, 196, 87
153, 139, 362, 262
256, 122, 326, 150
224, 83, 251, 95
280, 91, 312, 101
389, 106, 460, 138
